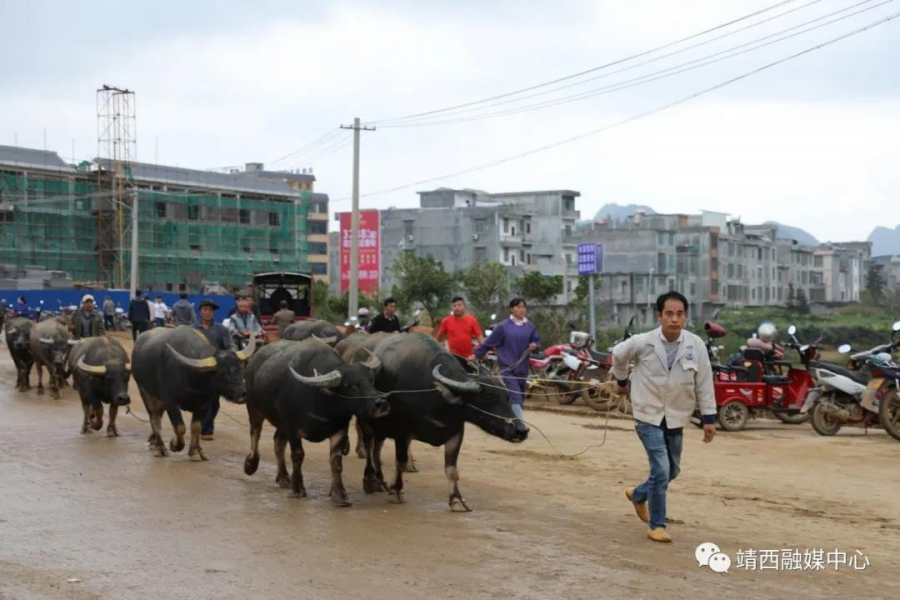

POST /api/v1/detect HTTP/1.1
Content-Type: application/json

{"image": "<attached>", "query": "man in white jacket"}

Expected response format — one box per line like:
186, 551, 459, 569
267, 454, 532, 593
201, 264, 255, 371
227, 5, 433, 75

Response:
612, 291, 717, 543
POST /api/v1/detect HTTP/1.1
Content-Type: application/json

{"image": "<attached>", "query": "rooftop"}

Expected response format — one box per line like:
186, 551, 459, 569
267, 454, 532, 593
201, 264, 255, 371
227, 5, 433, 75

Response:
0, 145, 74, 173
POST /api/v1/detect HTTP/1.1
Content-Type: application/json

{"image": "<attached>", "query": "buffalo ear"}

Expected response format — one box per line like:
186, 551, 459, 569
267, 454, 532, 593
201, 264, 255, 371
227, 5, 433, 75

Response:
433, 382, 464, 405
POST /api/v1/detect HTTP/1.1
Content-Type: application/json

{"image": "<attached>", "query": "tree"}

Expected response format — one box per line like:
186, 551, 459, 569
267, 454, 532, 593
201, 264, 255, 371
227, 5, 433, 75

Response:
390, 252, 456, 326
865, 264, 887, 307
516, 272, 563, 306
795, 288, 810, 315
458, 262, 510, 320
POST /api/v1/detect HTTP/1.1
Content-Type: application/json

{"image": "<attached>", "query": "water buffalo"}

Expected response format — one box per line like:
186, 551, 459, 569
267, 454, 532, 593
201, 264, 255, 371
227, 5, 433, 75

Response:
243, 338, 387, 506
282, 319, 342, 344
29, 319, 76, 398
131, 325, 254, 461
364, 333, 528, 511
68, 337, 131, 436
5, 317, 34, 392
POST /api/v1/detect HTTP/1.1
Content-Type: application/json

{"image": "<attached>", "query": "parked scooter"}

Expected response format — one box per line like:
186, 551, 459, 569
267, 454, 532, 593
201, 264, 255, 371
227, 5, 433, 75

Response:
805, 321, 900, 436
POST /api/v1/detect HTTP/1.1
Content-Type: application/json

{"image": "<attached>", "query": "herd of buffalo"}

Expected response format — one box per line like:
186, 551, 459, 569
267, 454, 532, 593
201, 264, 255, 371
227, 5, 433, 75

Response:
3, 316, 528, 511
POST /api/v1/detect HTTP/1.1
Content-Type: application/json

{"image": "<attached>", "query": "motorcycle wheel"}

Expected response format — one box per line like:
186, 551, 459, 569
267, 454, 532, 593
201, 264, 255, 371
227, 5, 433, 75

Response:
878, 388, 900, 442
773, 411, 810, 425
718, 401, 749, 432
582, 373, 614, 411
810, 398, 842, 436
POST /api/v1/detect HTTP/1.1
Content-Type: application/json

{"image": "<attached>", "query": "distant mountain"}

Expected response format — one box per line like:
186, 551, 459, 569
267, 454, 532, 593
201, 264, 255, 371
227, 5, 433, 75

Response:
763, 221, 819, 247
593, 203, 656, 223
868, 224, 900, 256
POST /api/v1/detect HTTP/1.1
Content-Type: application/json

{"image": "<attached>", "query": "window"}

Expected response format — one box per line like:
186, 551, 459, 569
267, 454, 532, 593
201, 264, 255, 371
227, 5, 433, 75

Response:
727, 263, 734, 278
519, 250, 525, 262
525, 222, 531, 234
403, 220, 414, 237
503, 247, 509, 262
239, 208, 250, 224
567, 280, 573, 293
308, 221, 327, 234
269, 212, 280, 227
155, 202, 167, 218
311, 202, 326, 214
474, 218, 487, 233
474, 247, 487, 262
526, 253, 531, 265
308, 242, 327, 255
188, 205, 199, 221
565, 253, 572, 265
311, 263, 328, 275
503, 218, 509, 233
752, 288, 756, 300
511, 225, 516, 236
658, 232, 665, 246
690, 282, 696, 297
563, 195, 575, 211
564, 225, 572, 237
511, 254, 516, 266
814, 256, 823, 268
189, 244, 201, 253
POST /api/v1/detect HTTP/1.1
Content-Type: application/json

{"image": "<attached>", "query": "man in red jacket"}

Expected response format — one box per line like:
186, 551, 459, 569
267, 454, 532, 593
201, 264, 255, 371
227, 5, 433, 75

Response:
438, 296, 484, 365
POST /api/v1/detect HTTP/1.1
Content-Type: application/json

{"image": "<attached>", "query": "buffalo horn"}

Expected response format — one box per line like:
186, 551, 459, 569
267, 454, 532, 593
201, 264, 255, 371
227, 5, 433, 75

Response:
235, 331, 257, 361
39, 337, 53, 344
361, 348, 381, 373
432, 365, 480, 393
289, 365, 343, 388
77, 356, 107, 376
166, 344, 217, 371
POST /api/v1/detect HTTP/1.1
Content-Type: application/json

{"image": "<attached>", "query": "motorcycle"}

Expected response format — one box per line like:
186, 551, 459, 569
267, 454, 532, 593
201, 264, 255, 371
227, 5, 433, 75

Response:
805, 321, 900, 436
578, 316, 635, 412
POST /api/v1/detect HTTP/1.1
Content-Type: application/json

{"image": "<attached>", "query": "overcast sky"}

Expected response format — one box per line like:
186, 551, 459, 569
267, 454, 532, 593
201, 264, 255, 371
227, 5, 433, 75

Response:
1, 0, 898, 242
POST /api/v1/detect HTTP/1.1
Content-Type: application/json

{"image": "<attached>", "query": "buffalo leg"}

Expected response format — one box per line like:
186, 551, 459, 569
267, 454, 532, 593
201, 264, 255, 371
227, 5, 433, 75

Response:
107, 403, 119, 437
355, 419, 366, 459
164, 400, 186, 453
328, 428, 351, 507
35, 360, 45, 396
140, 388, 168, 457
274, 430, 291, 489
49, 366, 62, 399
188, 411, 208, 461
361, 425, 388, 494
445, 429, 471, 512
388, 435, 411, 504
80, 399, 92, 434
287, 435, 307, 498
407, 442, 418, 473
243, 405, 265, 476
373, 437, 387, 490
90, 400, 104, 431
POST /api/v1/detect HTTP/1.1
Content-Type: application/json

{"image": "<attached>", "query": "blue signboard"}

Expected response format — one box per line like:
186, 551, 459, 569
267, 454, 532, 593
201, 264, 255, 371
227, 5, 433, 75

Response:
577, 243, 604, 275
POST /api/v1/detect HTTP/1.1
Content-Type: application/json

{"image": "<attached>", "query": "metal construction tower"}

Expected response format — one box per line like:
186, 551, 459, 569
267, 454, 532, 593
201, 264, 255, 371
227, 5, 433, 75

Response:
96, 85, 136, 289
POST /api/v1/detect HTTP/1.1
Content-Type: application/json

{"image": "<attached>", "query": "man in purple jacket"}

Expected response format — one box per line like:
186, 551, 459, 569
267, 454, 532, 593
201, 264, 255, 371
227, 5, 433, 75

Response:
472, 298, 540, 431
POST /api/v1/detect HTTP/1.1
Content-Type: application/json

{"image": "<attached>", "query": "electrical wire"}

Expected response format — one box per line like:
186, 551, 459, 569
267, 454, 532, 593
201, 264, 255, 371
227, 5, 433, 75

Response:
367, 0, 803, 126
267, 128, 343, 166
327, 10, 900, 205
382, 0, 887, 128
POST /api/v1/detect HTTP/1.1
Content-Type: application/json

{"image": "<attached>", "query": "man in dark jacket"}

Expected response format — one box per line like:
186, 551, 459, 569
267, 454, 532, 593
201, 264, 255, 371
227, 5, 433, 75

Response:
272, 300, 295, 338
72, 294, 106, 339
195, 300, 232, 440
171, 292, 197, 326
368, 297, 402, 334
128, 290, 151, 341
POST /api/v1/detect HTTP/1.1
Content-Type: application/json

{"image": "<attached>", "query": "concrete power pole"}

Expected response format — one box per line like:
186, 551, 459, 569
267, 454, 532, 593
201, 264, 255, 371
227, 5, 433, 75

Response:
340, 117, 376, 320
129, 188, 139, 298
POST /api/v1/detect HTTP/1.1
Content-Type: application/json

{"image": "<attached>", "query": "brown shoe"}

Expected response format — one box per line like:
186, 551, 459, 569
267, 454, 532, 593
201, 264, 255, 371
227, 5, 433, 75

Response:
625, 487, 649, 523
647, 527, 672, 543
201, 434, 214, 441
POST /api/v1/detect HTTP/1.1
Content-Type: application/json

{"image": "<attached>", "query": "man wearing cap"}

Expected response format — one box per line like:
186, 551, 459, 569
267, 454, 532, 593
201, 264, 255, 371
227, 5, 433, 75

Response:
195, 299, 233, 440
272, 300, 295, 339
72, 294, 106, 339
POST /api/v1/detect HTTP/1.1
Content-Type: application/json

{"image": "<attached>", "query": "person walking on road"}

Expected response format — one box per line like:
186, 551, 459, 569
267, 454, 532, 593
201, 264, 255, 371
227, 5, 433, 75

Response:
102, 296, 116, 330
72, 294, 106, 339
171, 292, 197, 326
128, 290, 151, 341
438, 296, 483, 366
194, 300, 233, 441
612, 291, 717, 544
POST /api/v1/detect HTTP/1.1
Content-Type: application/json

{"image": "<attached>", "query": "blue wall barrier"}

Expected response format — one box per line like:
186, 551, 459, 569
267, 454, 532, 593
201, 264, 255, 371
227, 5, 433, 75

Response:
0, 289, 237, 324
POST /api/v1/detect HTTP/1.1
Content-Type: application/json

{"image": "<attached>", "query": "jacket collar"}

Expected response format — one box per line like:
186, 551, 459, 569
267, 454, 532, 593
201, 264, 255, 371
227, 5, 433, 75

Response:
647, 327, 693, 370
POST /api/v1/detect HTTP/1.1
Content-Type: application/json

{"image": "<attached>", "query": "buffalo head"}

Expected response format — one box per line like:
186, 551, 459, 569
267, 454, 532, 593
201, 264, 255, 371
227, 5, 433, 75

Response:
432, 364, 528, 442
76, 356, 132, 406
289, 349, 387, 418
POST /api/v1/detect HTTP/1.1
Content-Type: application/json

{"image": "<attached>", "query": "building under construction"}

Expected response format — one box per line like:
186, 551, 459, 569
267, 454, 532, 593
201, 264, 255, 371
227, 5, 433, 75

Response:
0, 144, 330, 291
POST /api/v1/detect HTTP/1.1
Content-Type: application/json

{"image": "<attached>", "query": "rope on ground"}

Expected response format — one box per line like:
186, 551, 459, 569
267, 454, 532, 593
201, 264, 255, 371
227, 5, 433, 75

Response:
125, 406, 150, 423
218, 410, 249, 428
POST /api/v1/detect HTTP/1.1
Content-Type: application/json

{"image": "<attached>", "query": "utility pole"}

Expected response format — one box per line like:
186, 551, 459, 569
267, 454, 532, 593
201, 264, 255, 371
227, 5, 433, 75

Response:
129, 188, 139, 298
340, 117, 376, 320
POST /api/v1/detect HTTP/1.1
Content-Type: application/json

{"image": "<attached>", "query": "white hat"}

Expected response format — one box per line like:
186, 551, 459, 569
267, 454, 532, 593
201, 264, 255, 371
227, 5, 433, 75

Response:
358, 307, 370, 316
81, 294, 95, 304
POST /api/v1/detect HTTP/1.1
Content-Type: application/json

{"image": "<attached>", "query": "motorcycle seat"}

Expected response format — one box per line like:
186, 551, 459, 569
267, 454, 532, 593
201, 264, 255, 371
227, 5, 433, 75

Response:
588, 349, 613, 364
809, 361, 869, 385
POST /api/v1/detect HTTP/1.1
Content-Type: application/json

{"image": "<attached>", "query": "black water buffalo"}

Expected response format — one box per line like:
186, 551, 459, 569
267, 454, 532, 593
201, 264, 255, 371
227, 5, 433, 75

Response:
68, 337, 131, 436
364, 333, 528, 511
29, 319, 76, 398
243, 338, 387, 506
281, 319, 342, 344
131, 325, 254, 460
5, 317, 35, 392
335, 332, 393, 459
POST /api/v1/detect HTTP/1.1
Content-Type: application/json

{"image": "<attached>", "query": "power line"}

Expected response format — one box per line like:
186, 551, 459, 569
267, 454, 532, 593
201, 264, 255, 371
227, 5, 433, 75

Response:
267, 128, 343, 166
329, 10, 900, 204
381, 0, 889, 129
367, 0, 802, 126
383, 0, 828, 127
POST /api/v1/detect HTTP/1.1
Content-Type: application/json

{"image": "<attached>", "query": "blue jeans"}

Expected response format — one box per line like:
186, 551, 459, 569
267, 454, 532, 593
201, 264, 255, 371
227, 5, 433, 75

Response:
202, 397, 220, 435
632, 419, 683, 529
